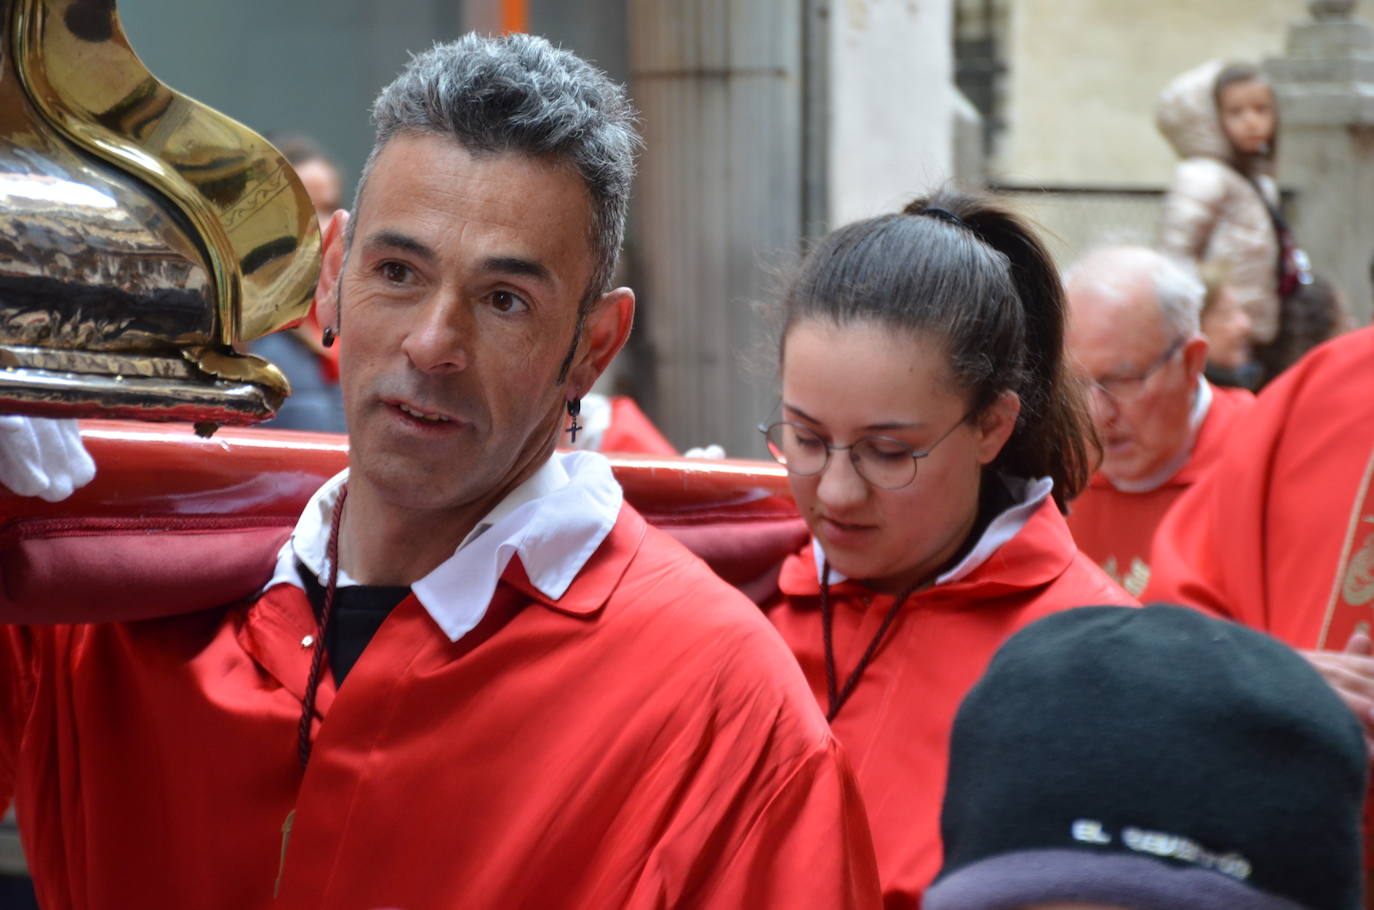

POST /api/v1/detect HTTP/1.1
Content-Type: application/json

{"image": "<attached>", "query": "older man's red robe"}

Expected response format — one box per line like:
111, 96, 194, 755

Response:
1067, 383, 1255, 597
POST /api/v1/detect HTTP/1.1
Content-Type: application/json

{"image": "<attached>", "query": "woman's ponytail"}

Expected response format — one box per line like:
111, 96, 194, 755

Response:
920, 191, 1096, 509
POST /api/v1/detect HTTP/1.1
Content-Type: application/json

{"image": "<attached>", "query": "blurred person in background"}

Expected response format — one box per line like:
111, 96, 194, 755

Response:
1158, 61, 1305, 359
272, 133, 344, 230
1253, 271, 1350, 386
924, 605, 1366, 910
1197, 258, 1258, 388
760, 190, 1134, 908
251, 131, 346, 432
1064, 247, 1254, 597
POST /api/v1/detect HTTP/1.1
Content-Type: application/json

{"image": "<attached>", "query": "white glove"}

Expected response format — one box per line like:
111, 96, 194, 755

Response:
683, 444, 726, 459
0, 416, 96, 502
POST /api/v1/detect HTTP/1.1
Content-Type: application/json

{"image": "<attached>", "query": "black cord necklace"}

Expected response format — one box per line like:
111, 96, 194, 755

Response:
278, 485, 349, 898
818, 560, 921, 723
297, 483, 348, 769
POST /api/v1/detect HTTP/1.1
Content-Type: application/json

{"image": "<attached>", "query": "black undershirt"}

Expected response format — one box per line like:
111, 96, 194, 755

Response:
298, 561, 411, 686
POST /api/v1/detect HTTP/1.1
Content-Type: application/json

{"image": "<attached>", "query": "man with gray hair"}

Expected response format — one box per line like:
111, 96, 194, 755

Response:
0, 34, 881, 909
1064, 246, 1254, 596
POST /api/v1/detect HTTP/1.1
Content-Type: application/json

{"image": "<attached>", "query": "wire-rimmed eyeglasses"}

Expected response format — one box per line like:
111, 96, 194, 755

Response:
758, 415, 968, 490
1082, 336, 1185, 403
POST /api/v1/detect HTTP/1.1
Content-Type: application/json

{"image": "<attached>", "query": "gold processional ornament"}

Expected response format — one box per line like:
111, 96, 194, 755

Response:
0, 0, 319, 433
1341, 517, 1374, 608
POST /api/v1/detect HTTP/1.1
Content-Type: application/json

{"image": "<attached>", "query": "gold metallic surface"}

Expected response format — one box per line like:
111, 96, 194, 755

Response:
13, 0, 318, 343
0, 360, 285, 423
0, 343, 198, 376
0, 0, 321, 425
0, 57, 215, 351
183, 346, 290, 399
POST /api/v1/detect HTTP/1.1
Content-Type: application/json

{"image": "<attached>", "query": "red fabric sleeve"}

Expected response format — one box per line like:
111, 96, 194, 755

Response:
0, 625, 34, 816
1144, 350, 1302, 632
627, 734, 882, 909
1144, 470, 1251, 622
1146, 330, 1374, 647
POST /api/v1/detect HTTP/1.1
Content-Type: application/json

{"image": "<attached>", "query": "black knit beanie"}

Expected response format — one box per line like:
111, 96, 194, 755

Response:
924, 604, 1367, 910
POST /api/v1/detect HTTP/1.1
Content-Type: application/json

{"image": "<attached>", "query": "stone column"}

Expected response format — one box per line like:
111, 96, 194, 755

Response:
1265, 0, 1374, 323
628, 0, 961, 456
461, 0, 504, 33
826, 0, 959, 223
628, 0, 808, 457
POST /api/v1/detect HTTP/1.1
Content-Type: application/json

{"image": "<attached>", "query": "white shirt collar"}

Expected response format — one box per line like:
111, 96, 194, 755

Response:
1105, 376, 1212, 494
812, 474, 1055, 589
266, 449, 623, 642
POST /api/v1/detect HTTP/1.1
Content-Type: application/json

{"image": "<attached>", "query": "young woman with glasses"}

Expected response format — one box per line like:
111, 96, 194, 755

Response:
760, 191, 1137, 908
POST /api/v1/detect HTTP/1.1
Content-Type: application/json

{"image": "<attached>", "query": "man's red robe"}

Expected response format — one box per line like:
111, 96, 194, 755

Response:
1146, 328, 1374, 648
765, 498, 1136, 909
1067, 383, 1255, 597
1, 506, 881, 909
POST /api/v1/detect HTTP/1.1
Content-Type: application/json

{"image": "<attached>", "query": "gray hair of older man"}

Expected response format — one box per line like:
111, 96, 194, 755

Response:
345, 33, 641, 306
1065, 247, 1204, 338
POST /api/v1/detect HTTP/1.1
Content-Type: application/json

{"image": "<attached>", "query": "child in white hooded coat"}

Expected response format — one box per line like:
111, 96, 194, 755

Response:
1157, 60, 1293, 346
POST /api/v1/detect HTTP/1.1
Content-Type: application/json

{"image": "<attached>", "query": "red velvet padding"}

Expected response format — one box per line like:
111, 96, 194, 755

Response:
655, 512, 809, 605
0, 424, 809, 624
0, 505, 808, 623
0, 517, 290, 624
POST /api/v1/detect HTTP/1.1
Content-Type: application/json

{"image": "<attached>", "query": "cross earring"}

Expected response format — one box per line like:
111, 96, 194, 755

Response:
565, 398, 582, 444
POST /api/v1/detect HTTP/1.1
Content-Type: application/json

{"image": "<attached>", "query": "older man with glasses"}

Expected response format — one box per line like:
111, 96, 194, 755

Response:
1063, 246, 1255, 596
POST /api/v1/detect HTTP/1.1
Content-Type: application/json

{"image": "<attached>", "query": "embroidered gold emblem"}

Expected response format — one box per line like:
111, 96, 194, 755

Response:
1100, 556, 1150, 597
1124, 559, 1151, 598
1319, 446, 1374, 648
1341, 517, 1374, 607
